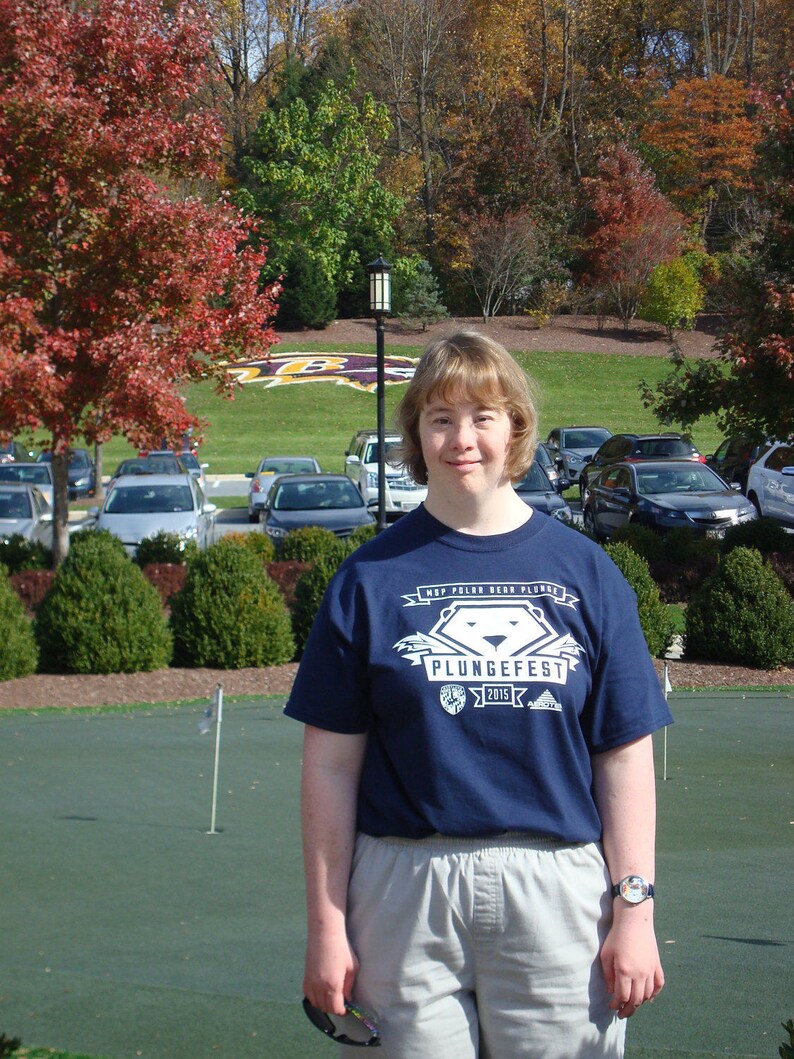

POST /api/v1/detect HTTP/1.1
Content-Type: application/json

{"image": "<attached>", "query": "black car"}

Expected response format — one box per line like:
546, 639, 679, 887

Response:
37, 447, 96, 498
261, 473, 375, 542
579, 432, 704, 501
582, 461, 757, 540
706, 435, 771, 492
513, 461, 572, 520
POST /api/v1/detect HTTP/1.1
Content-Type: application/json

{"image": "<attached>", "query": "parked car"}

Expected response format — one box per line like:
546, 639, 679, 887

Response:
36, 447, 96, 499
544, 426, 613, 487
344, 430, 426, 518
93, 473, 216, 556
260, 473, 375, 541
579, 432, 705, 502
582, 461, 757, 540
746, 441, 794, 527
534, 441, 566, 491
0, 483, 53, 546
108, 453, 187, 487
246, 455, 322, 523
513, 461, 573, 520
0, 440, 35, 464
0, 461, 54, 507
706, 435, 771, 492
145, 449, 208, 493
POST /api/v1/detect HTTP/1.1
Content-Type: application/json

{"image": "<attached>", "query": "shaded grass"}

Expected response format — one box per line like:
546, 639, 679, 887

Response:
98, 345, 723, 475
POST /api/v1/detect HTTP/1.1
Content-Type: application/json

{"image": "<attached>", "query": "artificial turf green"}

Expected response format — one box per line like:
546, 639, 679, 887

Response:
1, 691, 791, 1058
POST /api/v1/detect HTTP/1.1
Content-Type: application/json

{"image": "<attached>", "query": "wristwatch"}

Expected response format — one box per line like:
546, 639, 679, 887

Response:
611, 875, 655, 904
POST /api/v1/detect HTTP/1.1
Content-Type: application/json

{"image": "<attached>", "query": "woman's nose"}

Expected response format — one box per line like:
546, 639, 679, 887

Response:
450, 420, 475, 448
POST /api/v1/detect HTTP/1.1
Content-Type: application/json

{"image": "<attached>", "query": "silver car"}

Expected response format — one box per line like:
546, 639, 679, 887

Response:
545, 426, 613, 485
0, 482, 53, 547
0, 461, 54, 507
94, 473, 216, 556
246, 455, 322, 522
746, 441, 794, 527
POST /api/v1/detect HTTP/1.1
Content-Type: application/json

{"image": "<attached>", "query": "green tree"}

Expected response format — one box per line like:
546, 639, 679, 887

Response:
638, 256, 705, 339
239, 70, 402, 312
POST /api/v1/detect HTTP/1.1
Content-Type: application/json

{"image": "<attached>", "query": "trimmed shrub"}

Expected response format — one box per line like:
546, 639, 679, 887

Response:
662, 527, 719, 564
685, 547, 794, 668
612, 522, 665, 563
221, 531, 276, 565
8, 569, 55, 614
141, 562, 188, 605
648, 555, 717, 603
170, 538, 295, 668
722, 517, 793, 556
345, 523, 377, 554
277, 249, 337, 329
292, 554, 341, 656
267, 560, 312, 611
34, 531, 172, 674
604, 542, 675, 658
0, 533, 50, 574
278, 525, 346, 564
135, 531, 198, 567
0, 570, 39, 679
637, 256, 704, 339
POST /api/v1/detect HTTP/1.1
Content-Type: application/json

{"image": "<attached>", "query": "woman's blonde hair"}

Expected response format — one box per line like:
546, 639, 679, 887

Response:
395, 331, 538, 485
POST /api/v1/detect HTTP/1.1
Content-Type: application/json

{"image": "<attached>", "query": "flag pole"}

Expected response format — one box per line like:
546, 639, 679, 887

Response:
207, 683, 224, 834
662, 663, 670, 782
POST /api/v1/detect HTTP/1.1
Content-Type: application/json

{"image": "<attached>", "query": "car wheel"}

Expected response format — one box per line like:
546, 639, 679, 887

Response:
248, 507, 259, 523
583, 506, 600, 540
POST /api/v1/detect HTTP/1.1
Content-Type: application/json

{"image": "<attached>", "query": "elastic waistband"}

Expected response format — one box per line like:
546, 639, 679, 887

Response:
365, 831, 585, 855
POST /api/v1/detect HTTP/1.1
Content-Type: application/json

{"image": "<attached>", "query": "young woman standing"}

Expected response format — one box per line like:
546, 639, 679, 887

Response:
285, 332, 670, 1057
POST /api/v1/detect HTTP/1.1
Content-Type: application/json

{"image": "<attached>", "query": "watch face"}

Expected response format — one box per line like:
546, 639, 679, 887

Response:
620, 875, 649, 904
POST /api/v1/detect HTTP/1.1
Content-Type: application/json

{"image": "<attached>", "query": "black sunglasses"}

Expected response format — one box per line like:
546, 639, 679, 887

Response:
302, 997, 381, 1047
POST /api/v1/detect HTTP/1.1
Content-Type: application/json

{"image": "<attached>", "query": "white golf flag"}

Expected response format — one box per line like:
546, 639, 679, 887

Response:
198, 685, 222, 734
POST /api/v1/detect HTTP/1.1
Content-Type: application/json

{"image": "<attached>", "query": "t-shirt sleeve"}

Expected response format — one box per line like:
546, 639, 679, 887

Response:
579, 567, 673, 753
283, 564, 372, 733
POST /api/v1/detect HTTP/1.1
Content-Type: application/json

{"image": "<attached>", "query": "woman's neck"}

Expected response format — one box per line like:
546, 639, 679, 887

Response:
423, 481, 532, 536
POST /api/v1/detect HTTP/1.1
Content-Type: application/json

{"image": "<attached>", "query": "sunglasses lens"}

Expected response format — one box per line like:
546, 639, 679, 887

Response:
302, 997, 381, 1047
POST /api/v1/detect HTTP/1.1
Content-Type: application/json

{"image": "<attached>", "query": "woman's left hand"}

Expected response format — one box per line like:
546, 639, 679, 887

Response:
600, 906, 665, 1019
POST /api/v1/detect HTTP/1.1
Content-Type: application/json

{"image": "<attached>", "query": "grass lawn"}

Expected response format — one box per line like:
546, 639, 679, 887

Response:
96, 344, 723, 476
2, 689, 791, 1059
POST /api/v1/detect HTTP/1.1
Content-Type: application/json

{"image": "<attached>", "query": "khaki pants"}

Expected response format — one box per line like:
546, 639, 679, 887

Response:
344, 832, 626, 1058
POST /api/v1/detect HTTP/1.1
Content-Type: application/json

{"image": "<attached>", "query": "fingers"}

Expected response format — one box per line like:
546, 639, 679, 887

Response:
609, 971, 660, 1019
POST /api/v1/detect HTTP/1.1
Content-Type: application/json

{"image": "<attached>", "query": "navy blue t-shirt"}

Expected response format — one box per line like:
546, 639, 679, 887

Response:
284, 506, 672, 843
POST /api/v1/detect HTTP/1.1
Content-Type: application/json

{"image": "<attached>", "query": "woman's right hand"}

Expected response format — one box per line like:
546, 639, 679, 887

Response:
304, 926, 360, 1017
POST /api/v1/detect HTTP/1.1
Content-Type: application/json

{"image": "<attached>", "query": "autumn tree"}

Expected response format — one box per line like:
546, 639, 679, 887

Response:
457, 211, 545, 320
0, 0, 280, 565
641, 77, 793, 441
642, 75, 761, 243
582, 146, 683, 329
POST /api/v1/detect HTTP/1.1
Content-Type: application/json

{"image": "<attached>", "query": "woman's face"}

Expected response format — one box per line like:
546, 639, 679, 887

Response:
418, 391, 513, 499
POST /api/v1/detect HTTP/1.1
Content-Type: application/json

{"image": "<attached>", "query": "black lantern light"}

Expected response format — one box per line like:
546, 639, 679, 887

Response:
366, 255, 392, 533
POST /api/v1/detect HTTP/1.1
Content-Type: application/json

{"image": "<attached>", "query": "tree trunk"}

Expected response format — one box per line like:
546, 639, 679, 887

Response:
94, 441, 105, 502
51, 451, 70, 567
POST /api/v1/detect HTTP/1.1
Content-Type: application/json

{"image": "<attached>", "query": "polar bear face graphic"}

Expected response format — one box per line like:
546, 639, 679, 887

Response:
431, 600, 557, 657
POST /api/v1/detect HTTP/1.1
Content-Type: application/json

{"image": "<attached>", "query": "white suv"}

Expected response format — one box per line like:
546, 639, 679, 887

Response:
344, 431, 427, 517
746, 441, 794, 527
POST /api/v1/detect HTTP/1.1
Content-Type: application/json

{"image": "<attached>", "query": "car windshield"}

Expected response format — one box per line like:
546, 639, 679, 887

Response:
273, 480, 363, 511
634, 438, 693, 458
562, 429, 611, 449
637, 467, 726, 494
260, 458, 317, 475
105, 484, 195, 514
0, 465, 50, 485
0, 491, 31, 518
364, 440, 401, 464
515, 463, 551, 492
114, 457, 181, 477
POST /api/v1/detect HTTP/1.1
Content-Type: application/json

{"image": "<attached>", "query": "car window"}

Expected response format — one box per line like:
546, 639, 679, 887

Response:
546, 430, 559, 447
563, 428, 611, 449
363, 440, 400, 464
0, 464, 51, 485
514, 463, 550, 492
766, 445, 794, 471
611, 468, 631, 490
0, 490, 32, 518
635, 438, 691, 458
105, 484, 194, 514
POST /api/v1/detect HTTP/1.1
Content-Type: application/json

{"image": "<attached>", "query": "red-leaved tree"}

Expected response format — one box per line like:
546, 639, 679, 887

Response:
0, 0, 280, 563
582, 146, 683, 330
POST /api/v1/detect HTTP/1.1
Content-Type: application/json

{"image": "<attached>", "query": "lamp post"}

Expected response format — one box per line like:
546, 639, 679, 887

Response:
367, 255, 392, 534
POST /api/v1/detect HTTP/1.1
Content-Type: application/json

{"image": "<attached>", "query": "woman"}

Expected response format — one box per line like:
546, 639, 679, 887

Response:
285, 332, 670, 1057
